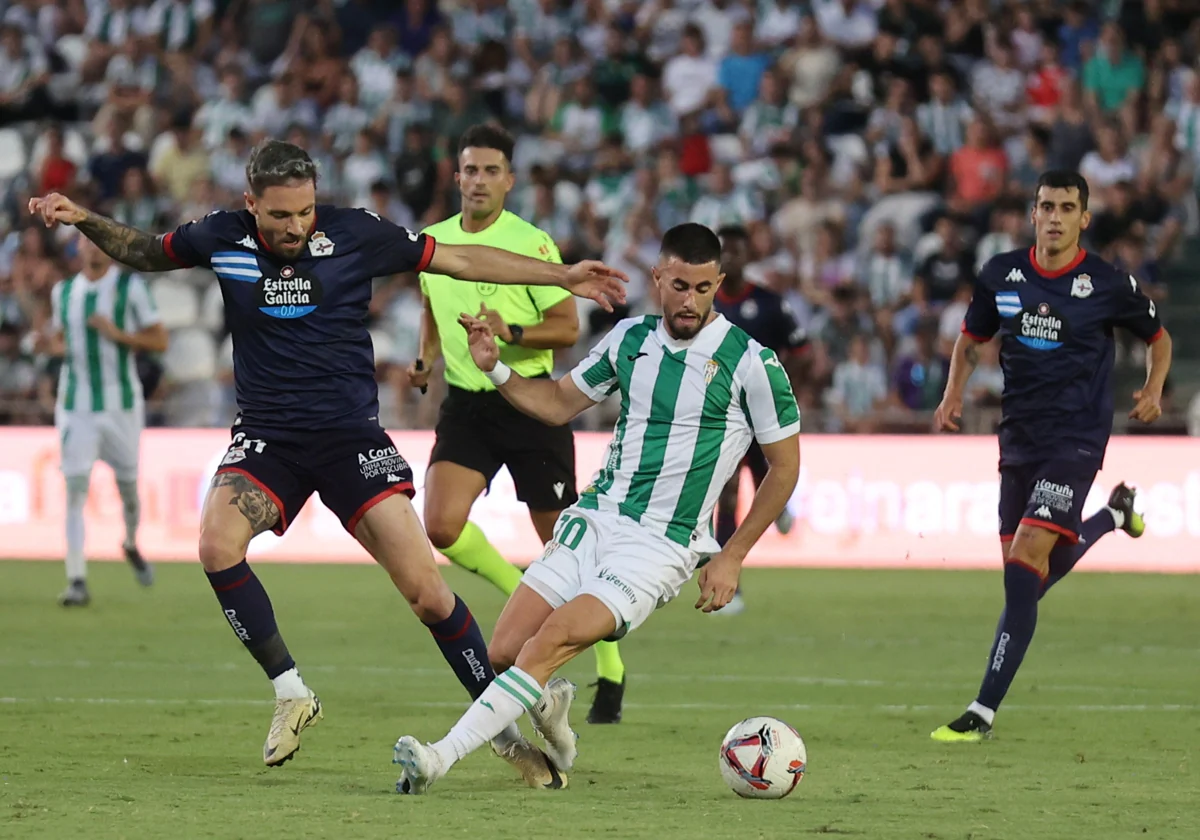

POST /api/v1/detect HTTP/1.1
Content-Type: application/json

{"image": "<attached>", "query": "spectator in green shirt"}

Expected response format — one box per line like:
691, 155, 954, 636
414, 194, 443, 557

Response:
1083, 23, 1145, 113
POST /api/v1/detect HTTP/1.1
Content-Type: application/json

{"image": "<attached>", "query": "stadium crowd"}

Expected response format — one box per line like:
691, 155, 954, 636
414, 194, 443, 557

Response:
0, 0, 1197, 433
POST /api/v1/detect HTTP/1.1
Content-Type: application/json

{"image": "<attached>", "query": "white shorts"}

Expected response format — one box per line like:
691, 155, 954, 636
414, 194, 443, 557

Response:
521, 506, 699, 637
56, 409, 143, 481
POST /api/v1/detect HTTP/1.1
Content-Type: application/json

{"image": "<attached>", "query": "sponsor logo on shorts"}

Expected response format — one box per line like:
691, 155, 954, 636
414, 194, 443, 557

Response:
357, 446, 409, 481
597, 567, 637, 604
1032, 478, 1074, 513
553, 481, 566, 500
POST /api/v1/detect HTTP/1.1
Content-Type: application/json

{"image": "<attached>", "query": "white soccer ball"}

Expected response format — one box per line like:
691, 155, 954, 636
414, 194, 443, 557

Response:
718, 716, 807, 800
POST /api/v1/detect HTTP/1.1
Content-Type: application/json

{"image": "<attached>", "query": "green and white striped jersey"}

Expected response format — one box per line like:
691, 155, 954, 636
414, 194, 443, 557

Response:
570, 314, 800, 553
52, 267, 160, 415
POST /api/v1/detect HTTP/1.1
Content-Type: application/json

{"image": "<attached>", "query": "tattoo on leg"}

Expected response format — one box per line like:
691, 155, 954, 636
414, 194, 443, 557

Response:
211, 472, 280, 535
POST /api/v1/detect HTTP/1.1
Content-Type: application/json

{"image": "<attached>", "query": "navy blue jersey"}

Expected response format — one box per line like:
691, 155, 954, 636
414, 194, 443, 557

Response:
962, 247, 1163, 468
163, 205, 435, 437
714, 283, 809, 353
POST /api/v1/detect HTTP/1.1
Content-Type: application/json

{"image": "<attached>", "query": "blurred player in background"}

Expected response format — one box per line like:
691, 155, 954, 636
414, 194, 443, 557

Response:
393, 223, 801, 795
29, 140, 625, 780
711, 225, 808, 616
411, 124, 629, 724
37, 236, 165, 606
932, 171, 1172, 742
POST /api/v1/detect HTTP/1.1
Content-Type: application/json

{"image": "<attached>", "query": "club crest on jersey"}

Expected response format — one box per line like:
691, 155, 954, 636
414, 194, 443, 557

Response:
1070, 274, 1093, 298
704, 359, 720, 385
476, 282, 498, 296
739, 299, 759, 320
308, 231, 334, 257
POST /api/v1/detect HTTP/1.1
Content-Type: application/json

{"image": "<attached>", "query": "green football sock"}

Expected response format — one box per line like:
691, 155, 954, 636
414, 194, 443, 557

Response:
440, 522, 524, 596
593, 640, 625, 683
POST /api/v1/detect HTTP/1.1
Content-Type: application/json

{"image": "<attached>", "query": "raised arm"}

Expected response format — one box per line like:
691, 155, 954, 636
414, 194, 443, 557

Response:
428, 243, 627, 312
458, 313, 597, 426
29, 193, 177, 273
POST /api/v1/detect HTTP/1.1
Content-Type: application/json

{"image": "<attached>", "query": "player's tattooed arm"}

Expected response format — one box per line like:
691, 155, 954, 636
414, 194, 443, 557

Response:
76, 212, 178, 272
963, 341, 980, 369
211, 472, 281, 535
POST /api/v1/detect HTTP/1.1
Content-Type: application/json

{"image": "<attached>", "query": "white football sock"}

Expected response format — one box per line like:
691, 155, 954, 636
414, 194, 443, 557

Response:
271, 667, 309, 700
64, 476, 89, 581
117, 479, 141, 549
433, 667, 543, 769
967, 700, 996, 725
1104, 505, 1125, 531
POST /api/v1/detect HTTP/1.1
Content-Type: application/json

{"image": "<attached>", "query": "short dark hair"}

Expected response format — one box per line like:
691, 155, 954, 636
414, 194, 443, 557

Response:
717, 225, 750, 246
1035, 170, 1089, 210
660, 223, 722, 265
245, 139, 318, 195
458, 123, 514, 164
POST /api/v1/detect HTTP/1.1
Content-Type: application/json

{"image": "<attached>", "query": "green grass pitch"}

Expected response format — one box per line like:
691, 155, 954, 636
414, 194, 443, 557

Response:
1, 561, 1196, 840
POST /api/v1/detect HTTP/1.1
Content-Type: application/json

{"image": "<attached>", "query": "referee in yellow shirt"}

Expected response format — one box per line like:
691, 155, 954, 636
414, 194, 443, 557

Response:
409, 124, 626, 724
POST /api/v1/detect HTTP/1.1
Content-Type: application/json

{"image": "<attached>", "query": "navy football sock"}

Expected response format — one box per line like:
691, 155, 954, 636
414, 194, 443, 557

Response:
425, 594, 495, 699
1040, 510, 1116, 598
716, 507, 738, 546
975, 562, 1042, 713
206, 560, 295, 679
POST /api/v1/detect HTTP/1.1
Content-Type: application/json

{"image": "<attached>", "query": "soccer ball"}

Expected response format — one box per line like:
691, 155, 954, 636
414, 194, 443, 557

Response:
718, 716, 807, 800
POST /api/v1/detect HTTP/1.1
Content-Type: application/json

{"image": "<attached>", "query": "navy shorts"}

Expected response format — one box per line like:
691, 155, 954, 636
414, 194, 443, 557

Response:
214, 422, 415, 535
998, 461, 1098, 544
430, 384, 578, 511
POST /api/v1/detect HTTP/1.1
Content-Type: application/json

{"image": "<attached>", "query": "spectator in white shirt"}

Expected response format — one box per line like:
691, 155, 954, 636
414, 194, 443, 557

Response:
662, 24, 717, 118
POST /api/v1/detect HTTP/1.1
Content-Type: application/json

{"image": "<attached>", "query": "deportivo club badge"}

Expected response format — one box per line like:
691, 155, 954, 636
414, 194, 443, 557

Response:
1070, 274, 1093, 298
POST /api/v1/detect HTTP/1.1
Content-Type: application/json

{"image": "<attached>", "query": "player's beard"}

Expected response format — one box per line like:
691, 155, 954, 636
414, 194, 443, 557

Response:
274, 234, 306, 258
665, 304, 711, 340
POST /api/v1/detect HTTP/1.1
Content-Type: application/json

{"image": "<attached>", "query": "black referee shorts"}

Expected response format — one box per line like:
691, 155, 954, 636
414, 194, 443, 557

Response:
430, 381, 578, 511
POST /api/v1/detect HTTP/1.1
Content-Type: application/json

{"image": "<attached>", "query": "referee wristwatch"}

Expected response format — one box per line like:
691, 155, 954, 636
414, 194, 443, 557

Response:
506, 323, 524, 345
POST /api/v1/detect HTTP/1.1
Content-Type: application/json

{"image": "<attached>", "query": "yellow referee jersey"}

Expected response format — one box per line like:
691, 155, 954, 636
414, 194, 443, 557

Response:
420, 210, 571, 392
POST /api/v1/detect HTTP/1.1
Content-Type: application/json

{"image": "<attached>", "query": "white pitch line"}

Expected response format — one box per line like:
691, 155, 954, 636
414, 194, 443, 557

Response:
2, 697, 1198, 713
4, 657, 1187, 696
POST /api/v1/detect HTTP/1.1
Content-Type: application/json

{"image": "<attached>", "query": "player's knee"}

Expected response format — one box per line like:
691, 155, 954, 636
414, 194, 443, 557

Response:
424, 514, 465, 551
406, 576, 455, 624
197, 529, 246, 573
1006, 542, 1051, 578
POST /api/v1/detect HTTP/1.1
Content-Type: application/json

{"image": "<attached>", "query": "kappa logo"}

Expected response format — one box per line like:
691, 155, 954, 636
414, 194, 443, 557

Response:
1070, 273, 1093, 298
1006, 268, 1026, 283
387, 473, 402, 482
237, 235, 258, 250
1034, 505, 1053, 518
553, 481, 566, 500
308, 231, 334, 257
704, 359, 720, 385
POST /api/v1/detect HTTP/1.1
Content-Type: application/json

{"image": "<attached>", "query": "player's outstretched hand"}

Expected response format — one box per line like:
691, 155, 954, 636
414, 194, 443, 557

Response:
695, 552, 740, 613
933, 393, 963, 432
458, 312, 500, 372
563, 260, 628, 313
1129, 388, 1163, 424
28, 193, 87, 228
